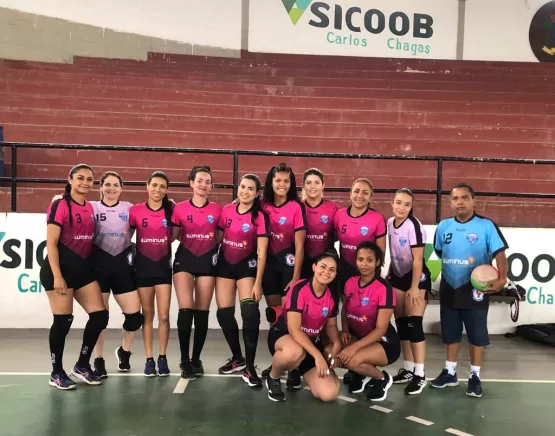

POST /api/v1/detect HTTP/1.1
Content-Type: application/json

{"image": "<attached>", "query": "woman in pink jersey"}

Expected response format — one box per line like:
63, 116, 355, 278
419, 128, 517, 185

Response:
339, 241, 400, 402
266, 251, 342, 402
40, 164, 109, 390
387, 188, 431, 395
130, 171, 174, 378
171, 166, 222, 380
214, 174, 270, 387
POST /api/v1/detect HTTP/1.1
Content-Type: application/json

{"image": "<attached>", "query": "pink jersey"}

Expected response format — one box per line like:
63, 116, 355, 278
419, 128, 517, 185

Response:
284, 279, 337, 339
387, 215, 427, 278
262, 200, 307, 269
47, 199, 95, 259
91, 200, 133, 257
129, 203, 171, 262
218, 203, 270, 265
343, 276, 395, 339
171, 200, 222, 257
334, 207, 387, 268
304, 199, 339, 260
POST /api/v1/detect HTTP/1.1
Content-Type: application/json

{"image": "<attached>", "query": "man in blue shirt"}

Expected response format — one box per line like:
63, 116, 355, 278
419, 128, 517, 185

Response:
431, 183, 508, 398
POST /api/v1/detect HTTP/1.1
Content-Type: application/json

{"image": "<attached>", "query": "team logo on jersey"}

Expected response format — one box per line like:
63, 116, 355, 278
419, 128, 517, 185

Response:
207, 215, 215, 224
212, 253, 219, 266
278, 216, 287, 225
399, 236, 407, 247
119, 213, 128, 221
248, 259, 257, 268
162, 219, 168, 227
467, 233, 478, 245
360, 226, 369, 236
242, 223, 251, 233
321, 307, 329, 317
127, 252, 134, 266
285, 254, 295, 266
320, 215, 329, 224
361, 297, 369, 306
472, 289, 485, 302
420, 273, 426, 282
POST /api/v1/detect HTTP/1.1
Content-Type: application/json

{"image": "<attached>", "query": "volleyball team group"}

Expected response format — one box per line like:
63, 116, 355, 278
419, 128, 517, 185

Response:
40, 161, 508, 403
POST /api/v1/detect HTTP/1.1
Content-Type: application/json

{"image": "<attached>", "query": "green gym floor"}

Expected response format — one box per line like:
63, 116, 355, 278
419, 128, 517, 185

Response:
1, 330, 554, 436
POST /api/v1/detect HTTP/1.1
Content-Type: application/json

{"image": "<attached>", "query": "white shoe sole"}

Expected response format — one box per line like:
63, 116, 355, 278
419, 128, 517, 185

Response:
266, 379, 286, 402
350, 376, 372, 394
406, 380, 428, 395
115, 347, 131, 372
430, 381, 459, 388
242, 374, 262, 388
71, 371, 102, 385
49, 380, 76, 390
370, 375, 393, 402
219, 364, 246, 375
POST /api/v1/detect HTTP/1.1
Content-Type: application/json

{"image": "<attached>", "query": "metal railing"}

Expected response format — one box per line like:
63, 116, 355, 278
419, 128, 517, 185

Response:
2, 141, 555, 223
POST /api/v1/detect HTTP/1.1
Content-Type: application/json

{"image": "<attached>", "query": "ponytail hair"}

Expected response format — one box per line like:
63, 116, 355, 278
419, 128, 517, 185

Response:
393, 187, 415, 216
148, 170, 172, 223
65, 163, 94, 227
240, 173, 264, 225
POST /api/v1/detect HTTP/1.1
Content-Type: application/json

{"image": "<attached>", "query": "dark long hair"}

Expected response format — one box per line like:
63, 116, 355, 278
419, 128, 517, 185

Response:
356, 241, 384, 277
188, 165, 212, 183
263, 162, 299, 205
301, 167, 325, 201
148, 171, 173, 223
100, 171, 123, 200
240, 173, 265, 225
64, 163, 94, 227
393, 187, 415, 216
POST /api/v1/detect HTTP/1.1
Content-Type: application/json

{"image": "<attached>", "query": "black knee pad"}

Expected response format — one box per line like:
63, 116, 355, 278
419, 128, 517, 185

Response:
123, 311, 144, 332
89, 309, 109, 331
396, 317, 410, 341
177, 308, 194, 330
408, 316, 425, 343
240, 299, 260, 330
217, 306, 236, 329
52, 314, 74, 336
265, 305, 283, 325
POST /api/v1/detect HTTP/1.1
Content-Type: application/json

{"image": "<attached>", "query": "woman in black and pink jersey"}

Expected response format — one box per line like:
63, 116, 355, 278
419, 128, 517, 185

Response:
214, 174, 270, 387
130, 171, 174, 378
40, 164, 109, 390
171, 166, 222, 380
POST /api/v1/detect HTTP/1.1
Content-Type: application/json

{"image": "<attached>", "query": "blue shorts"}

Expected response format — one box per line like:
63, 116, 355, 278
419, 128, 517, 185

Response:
440, 305, 489, 347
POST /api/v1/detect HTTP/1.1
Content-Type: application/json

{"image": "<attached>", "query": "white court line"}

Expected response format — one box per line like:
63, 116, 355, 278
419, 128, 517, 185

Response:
370, 405, 393, 413
0, 384, 16, 388
172, 378, 189, 394
337, 395, 357, 403
446, 429, 474, 436
406, 416, 434, 426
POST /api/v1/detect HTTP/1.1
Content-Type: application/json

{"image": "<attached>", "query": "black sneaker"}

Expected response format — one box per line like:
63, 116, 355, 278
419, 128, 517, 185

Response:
405, 374, 427, 395
180, 361, 196, 380
343, 370, 356, 385
115, 347, 131, 372
157, 356, 170, 377
191, 360, 204, 377
366, 371, 393, 402
144, 359, 157, 377
266, 376, 286, 402
392, 368, 413, 384
92, 357, 108, 379
349, 375, 372, 394
286, 369, 302, 390
242, 367, 263, 388
466, 374, 483, 398
218, 356, 246, 374
261, 365, 272, 379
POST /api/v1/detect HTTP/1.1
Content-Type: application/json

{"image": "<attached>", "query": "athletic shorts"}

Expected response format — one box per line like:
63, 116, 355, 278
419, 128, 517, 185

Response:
262, 266, 293, 297
389, 270, 431, 299
173, 246, 218, 277
40, 255, 96, 291
217, 255, 257, 281
267, 323, 324, 375
440, 305, 489, 347
135, 276, 173, 288
354, 325, 400, 366
92, 247, 136, 295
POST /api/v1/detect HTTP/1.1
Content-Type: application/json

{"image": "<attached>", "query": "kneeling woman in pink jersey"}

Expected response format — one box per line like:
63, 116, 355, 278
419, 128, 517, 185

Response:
338, 241, 400, 402
266, 251, 342, 402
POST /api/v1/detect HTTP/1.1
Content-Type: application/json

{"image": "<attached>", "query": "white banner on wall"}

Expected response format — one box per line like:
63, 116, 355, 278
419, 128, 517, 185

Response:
0, 213, 553, 332
249, 0, 459, 60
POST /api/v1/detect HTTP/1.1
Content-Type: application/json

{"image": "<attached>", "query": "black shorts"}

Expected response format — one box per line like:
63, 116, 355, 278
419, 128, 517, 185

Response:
267, 323, 324, 375
173, 246, 217, 277
40, 254, 96, 291
354, 324, 401, 366
389, 270, 431, 300
217, 255, 257, 281
92, 247, 136, 295
135, 276, 173, 288
262, 266, 293, 297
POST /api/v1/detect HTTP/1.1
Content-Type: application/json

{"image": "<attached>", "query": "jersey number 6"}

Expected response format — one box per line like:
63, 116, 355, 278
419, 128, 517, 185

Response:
142, 218, 148, 227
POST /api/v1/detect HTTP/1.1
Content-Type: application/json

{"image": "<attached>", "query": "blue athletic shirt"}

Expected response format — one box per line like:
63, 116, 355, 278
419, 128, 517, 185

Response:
433, 214, 508, 309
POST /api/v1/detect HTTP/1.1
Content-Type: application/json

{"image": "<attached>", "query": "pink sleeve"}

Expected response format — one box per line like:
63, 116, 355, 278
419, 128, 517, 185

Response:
375, 213, 387, 238
287, 282, 306, 312
294, 202, 308, 231
170, 204, 181, 227
378, 283, 395, 309
217, 207, 227, 230
129, 206, 137, 229
257, 213, 270, 237
47, 200, 68, 227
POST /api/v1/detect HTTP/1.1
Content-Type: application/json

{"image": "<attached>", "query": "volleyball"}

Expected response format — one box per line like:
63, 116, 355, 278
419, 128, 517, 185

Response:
470, 265, 499, 291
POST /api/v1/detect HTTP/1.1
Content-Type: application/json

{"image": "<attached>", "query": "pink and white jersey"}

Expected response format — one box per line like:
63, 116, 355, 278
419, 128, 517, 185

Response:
283, 278, 337, 339
262, 200, 307, 269
387, 215, 427, 278
129, 203, 171, 262
343, 276, 395, 339
92, 200, 133, 257
218, 204, 270, 265
334, 207, 387, 268
171, 200, 221, 257
47, 199, 95, 259
304, 199, 339, 260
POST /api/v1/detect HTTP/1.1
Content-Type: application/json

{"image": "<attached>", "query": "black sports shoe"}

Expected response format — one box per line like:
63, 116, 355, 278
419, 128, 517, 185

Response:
242, 367, 263, 388
218, 357, 246, 374
392, 368, 413, 384
286, 369, 302, 390
93, 357, 108, 379
466, 374, 483, 398
115, 346, 131, 372
266, 376, 286, 402
191, 360, 204, 377
404, 374, 427, 395
261, 365, 272, 379
349, 375, 372, 394
343, 370, 355, 385
180, 361, 196, 380
366, 371, 393, 402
